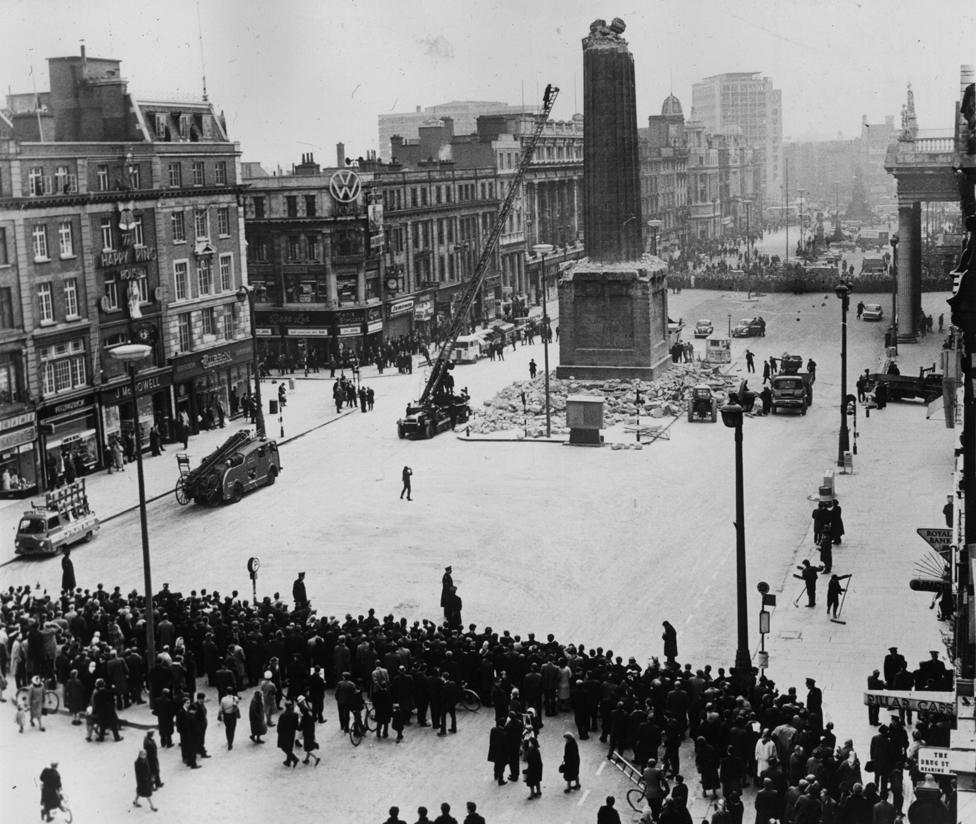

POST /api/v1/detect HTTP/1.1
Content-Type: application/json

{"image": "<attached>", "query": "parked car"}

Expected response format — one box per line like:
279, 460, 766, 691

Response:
862, 303, 884, 322
694, 319, 714, 338
731, 317, 765, 338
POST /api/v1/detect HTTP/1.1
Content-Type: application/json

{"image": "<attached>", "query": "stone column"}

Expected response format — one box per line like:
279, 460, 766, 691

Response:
323, 233, 337, 305
582, 21, 642, 263
897, 201, 920, 341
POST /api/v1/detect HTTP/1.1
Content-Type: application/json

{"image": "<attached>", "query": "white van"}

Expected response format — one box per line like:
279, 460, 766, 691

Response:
451, 335, 484, 363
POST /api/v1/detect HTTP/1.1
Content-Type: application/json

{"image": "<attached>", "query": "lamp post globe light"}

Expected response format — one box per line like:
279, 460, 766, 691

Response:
646, 219, 663, 257
720, 401, 752, 676
237, 285, 267, 438
835, 281, 851, 466
532, 243, 555, 438
106, 342, 157, 686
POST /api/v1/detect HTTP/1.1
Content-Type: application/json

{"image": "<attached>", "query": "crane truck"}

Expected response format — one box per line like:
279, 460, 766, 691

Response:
397, 84, 560, 440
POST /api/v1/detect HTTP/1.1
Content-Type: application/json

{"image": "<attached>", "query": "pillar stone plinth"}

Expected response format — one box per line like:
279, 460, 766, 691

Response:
897, 202, 921, 341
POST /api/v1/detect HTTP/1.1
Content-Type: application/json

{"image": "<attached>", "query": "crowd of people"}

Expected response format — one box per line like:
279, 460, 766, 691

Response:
0, 569, 959, 823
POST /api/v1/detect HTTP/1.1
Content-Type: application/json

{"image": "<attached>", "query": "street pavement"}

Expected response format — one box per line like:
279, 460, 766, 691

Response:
0, 289, 956, 823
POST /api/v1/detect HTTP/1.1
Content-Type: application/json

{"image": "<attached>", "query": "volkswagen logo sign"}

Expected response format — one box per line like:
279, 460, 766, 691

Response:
330, 169, 362, 203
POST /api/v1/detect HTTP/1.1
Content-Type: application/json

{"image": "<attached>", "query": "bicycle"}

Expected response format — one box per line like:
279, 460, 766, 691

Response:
17, 683, 61, 714
458, 682, 481, 713
626, 784, 649, 813
348, 702, 376, 747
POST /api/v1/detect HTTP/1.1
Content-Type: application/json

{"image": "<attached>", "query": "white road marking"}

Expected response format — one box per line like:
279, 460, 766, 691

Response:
685, 614, 693, 624
693, 598, 703, 608
596, 760, 606, 776
703, 584, 711, 594
578, 789, 591, 806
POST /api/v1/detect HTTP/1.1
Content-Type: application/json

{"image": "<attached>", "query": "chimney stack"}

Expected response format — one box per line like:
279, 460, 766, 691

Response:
336, 142, 345, 167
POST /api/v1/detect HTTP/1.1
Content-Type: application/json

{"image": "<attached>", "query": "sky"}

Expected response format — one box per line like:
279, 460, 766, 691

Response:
2, 0, 972, 169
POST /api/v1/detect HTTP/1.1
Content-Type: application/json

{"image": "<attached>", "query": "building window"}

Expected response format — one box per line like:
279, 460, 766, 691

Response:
174, 260, 189, 300
97, 164, 110, 191
132, 216, 144, 246
286, 196, 298, 217
288, 237, 300, 261
194, 209, 209, 240
192, 161, 205, 186
0, 287, 13, 328
253, 197, 265, 218
29, 166, 44, 196
219, 254, 233, 291
217, 207, 230, 236
307, 235, 319, 261
221, 310, 234, 340
55, 166, 70, 194
215, 161, 227, 185
100, 217, 114, 251
197, 258, 214, 295
32, 225, 49, 261
127, 163, 140, 189
168, 163, 182, 187
305, 195, 316, 216
58, 221, 74, 257
104, 274, 119, 310
178, 313, 192, 351
38, 283, 54, 323
171, 211, 186, 243
40, 340, 87, 395
179, 114, 190, 140
201, 307, 216, 337
155, 114, 167, 138
0, 228, 7, 265
63, 278, 79, 318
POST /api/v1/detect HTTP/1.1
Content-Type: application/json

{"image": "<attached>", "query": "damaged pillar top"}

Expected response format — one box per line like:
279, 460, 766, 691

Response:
582, 17, 643, 264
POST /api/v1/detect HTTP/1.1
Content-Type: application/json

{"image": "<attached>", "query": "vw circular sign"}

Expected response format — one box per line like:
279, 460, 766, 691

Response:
330, 169, 362, 203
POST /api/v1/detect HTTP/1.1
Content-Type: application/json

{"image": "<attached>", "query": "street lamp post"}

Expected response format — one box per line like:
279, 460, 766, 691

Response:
835, 281, 851, 466
647, 219, 663, 257
720, 401, 752, 676
106, 342, 156, 692
889, 235, 900, 356
532, 243, 554, 437
237, 286, 267, 438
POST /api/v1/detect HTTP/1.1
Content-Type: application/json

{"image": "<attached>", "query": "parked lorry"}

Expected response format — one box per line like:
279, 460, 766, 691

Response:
15, 479, 99, 555
866, 369, 943, 403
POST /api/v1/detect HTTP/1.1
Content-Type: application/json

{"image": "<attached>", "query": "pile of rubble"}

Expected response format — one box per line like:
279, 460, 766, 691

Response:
468, 362, 732, 437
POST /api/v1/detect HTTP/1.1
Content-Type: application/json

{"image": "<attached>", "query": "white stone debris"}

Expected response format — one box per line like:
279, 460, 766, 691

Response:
468, 363, 731, 436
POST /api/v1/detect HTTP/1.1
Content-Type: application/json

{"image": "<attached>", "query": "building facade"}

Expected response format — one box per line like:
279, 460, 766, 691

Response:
692, 72, 782, 214
0, 48, 249, 493
640, 95, 690, 252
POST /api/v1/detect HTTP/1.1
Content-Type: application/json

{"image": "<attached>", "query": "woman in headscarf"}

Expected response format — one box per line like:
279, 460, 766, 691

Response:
560, 732, 581, 792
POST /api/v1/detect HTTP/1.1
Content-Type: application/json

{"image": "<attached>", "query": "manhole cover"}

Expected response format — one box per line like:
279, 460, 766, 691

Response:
778, 630, 802, 640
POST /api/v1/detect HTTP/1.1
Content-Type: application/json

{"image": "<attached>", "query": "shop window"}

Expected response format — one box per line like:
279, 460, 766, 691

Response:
174, 260, 189, 300
171, 211, 186, 243
217, 207, 230, 237
32, 225, 49, 261
215, 161, 227, 185
58, 221, 74, 257
64, 278, 79, 319
219, 254, 233, 291
192, 161, 205, 186
197, 258, 214, 295
178, 313, 192, 351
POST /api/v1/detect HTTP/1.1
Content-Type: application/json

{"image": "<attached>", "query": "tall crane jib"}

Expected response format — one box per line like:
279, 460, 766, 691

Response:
399, 86, 559, 439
